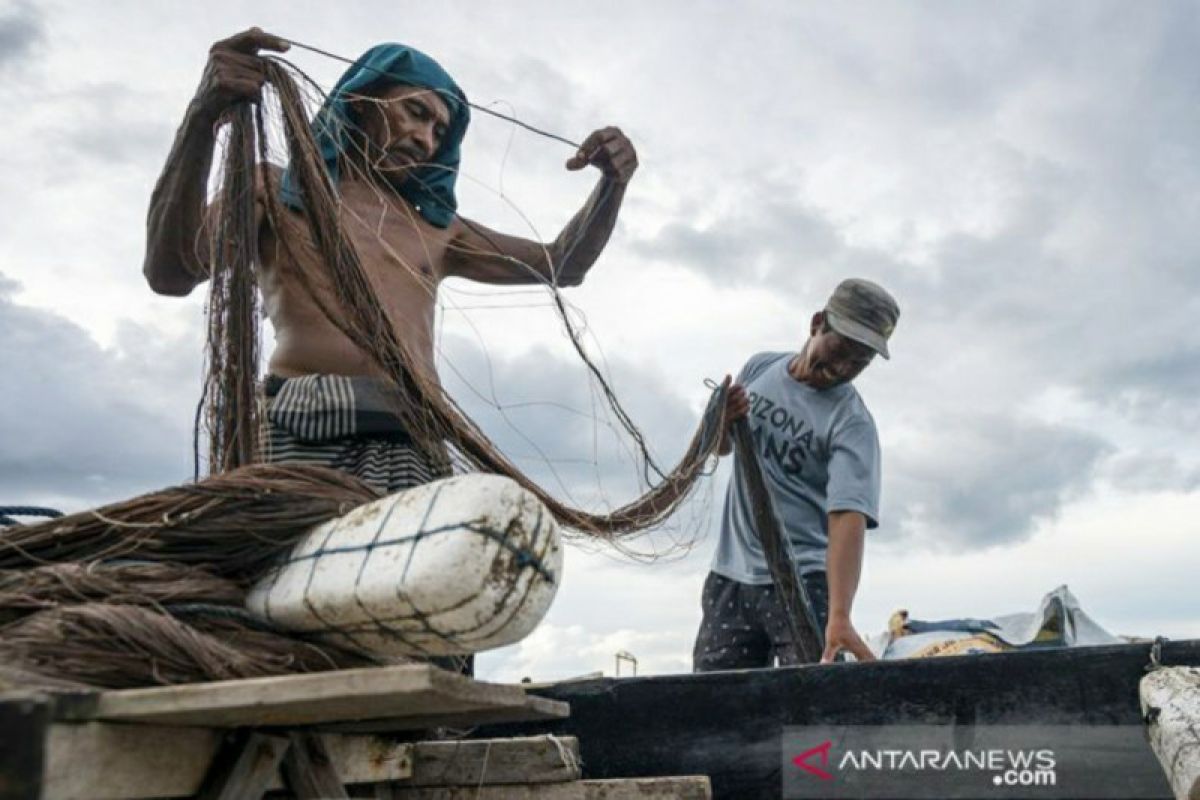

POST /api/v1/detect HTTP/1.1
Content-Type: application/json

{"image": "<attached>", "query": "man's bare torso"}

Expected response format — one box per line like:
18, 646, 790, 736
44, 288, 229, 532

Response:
257, 168, 454, 385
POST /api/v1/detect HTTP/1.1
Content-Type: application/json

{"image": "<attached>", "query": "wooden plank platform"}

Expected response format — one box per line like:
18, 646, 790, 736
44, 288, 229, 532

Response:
30, 666, 719, 800
60, 664, 567, 729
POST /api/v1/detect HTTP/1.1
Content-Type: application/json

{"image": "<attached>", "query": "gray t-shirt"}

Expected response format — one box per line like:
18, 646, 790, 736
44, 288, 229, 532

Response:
712, 351, 881, 584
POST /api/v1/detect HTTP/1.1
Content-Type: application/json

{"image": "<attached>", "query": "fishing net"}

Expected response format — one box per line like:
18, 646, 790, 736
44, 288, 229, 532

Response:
205, 59, 729, 540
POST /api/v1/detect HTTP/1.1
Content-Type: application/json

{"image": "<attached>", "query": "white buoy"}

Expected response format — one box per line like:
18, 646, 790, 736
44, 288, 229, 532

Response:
1141, 666, 1200, 800
245, 474, 562, 658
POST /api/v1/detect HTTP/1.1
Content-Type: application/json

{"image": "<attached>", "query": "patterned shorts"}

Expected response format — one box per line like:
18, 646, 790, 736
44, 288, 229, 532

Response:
692, 570, 829, 671
261, 373, 451, 494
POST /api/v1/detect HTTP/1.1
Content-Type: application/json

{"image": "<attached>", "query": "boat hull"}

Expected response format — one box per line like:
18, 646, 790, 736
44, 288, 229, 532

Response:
479, 640, 1200, 798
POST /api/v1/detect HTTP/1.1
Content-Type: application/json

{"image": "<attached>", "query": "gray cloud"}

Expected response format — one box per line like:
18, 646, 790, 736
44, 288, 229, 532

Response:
883, 414, 1112, 551
1097, 451, 1200, 495
1078, 346, 1200, 431
51, 83, 175, 166
914, 175, 1200, 434
473, 56, 581, 142
30, 82, 177, 170
0, 275, 200, 511
0, 1, 43, 74
632, 189, 905, 292
454, 54, 595, 223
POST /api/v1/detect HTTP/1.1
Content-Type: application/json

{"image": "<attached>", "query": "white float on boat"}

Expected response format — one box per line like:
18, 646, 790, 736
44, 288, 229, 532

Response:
245, 474, 562, 658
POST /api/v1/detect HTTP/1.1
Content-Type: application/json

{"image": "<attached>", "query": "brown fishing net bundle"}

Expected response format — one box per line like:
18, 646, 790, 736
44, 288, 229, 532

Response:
0, 463, 378, 579
0, 464, 380, 688
2, 602, 372, 689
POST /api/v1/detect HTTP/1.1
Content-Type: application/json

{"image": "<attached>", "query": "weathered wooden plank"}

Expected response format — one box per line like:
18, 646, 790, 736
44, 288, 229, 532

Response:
282, 732, 348, 799
1141, 666, 1200, 800
71, 664, 567, 729
196, 731, 289, 800
377, 776, 711, 800
400, 735, 581, 786
0, 693, 50, 800
42, 724, 414, 799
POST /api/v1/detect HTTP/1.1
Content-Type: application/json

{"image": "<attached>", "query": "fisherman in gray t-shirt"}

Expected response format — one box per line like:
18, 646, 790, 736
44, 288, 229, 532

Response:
694, 278, 900, 670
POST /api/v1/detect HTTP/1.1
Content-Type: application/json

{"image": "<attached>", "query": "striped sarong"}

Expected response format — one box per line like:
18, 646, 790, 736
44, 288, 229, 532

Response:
261, 374, 450, 494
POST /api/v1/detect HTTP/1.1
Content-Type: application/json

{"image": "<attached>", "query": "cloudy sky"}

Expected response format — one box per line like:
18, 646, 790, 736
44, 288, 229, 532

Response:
1, 0, 1197, 681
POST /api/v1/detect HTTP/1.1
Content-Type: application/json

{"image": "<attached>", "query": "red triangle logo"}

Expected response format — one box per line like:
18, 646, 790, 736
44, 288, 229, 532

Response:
793, 740, 834, 781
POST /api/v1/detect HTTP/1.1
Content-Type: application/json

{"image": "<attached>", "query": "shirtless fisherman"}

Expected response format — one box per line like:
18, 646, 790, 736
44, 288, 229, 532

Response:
143, 28, 637, 490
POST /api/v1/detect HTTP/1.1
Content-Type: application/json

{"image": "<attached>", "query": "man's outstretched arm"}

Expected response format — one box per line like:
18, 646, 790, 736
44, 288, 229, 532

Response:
143, 28, 288, 296
444, 127, 637, 286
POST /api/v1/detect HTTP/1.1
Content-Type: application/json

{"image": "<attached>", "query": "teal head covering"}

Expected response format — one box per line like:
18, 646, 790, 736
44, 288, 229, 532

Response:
280, 43, 470, 228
